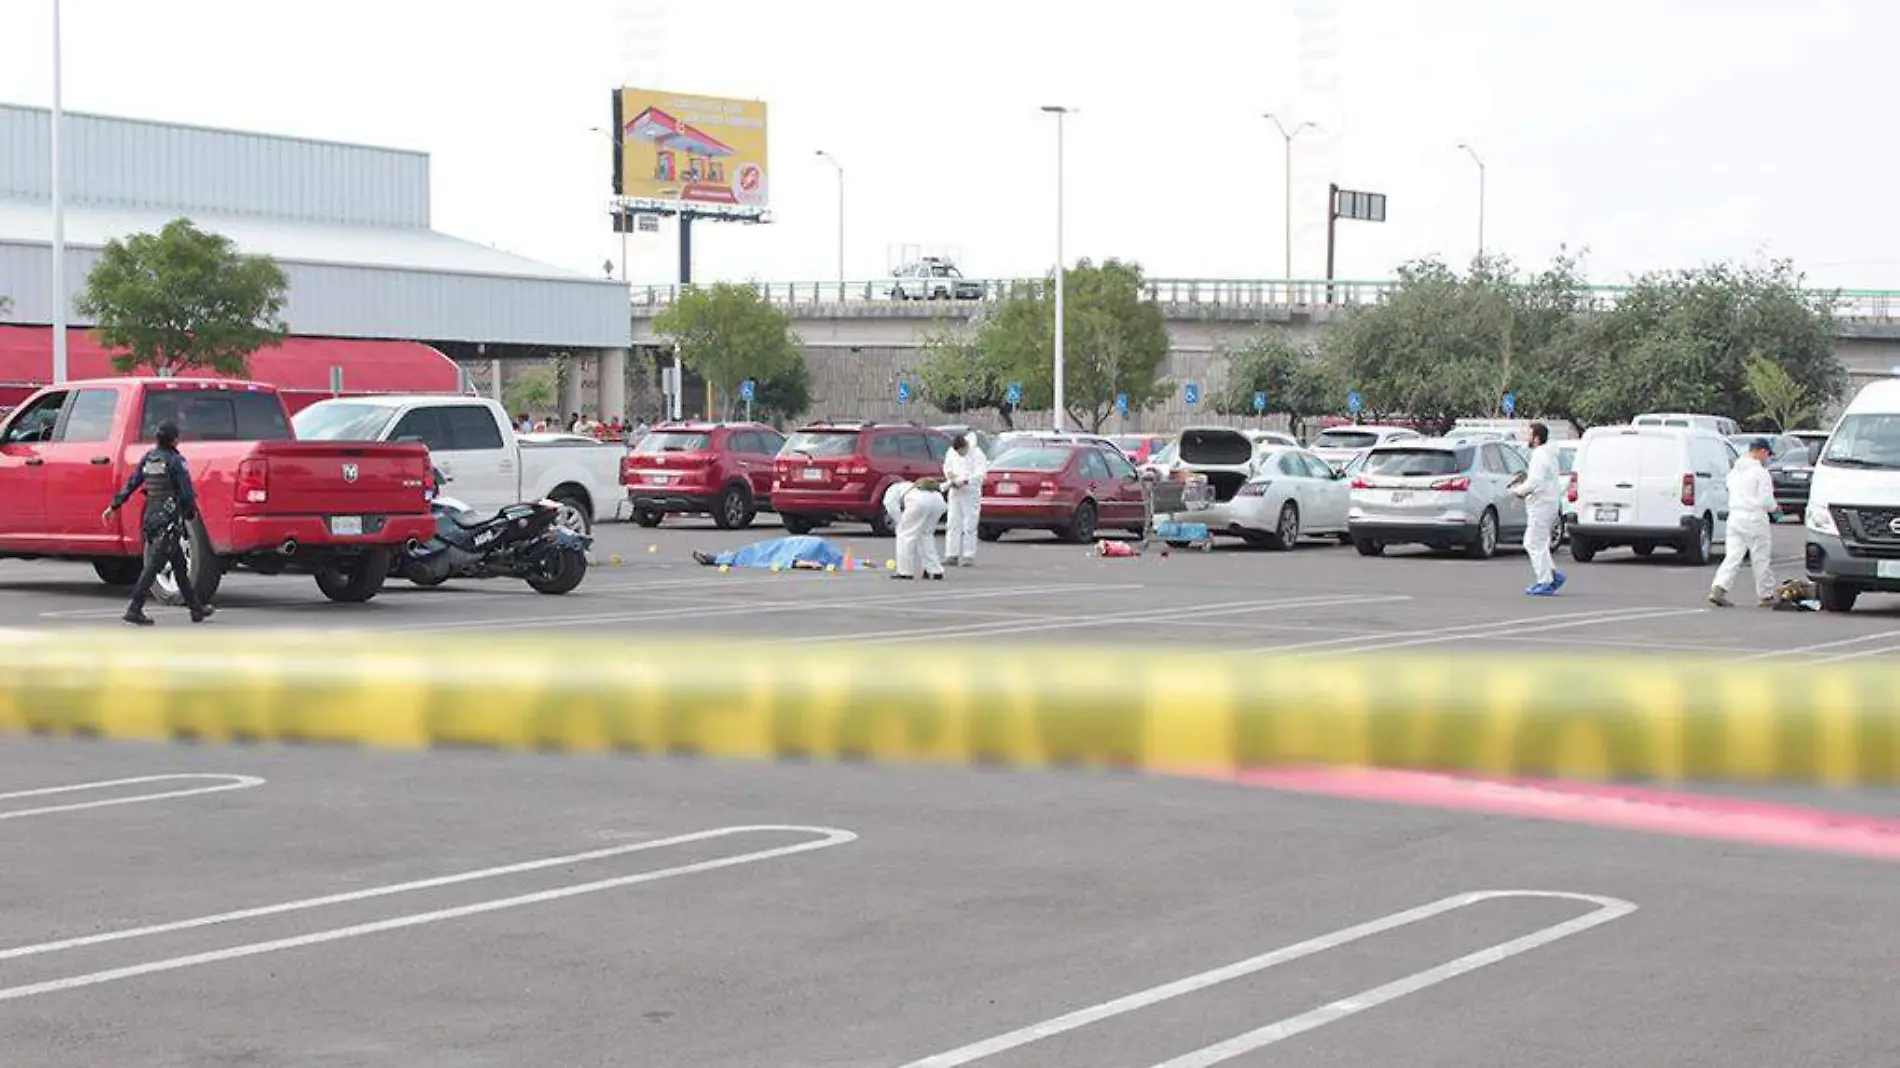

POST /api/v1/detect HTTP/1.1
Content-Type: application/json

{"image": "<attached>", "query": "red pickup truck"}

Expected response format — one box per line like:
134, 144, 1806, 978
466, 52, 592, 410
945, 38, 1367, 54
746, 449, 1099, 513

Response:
0, 378, 437, 604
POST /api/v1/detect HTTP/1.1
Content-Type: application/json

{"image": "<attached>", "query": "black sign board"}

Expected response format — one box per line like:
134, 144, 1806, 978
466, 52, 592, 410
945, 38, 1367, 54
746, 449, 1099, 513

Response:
1333, 188, 1387, 223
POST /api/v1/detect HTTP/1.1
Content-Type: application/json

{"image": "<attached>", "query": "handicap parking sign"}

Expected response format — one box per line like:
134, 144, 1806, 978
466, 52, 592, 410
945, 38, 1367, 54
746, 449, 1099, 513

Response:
897, 381, 911, 405
1347, 390, 1362, 414
1253, 390, 1268, 413
1501, 392, 1516, 416
1006, 382, 1023, 405
1116, 393, 1129, 416
740, 379, 756, 401
1184, 383, 1201, 406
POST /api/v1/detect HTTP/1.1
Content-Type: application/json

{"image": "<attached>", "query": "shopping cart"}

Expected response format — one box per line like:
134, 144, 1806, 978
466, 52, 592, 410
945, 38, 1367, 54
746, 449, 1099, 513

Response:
1138, 473, 1216, 551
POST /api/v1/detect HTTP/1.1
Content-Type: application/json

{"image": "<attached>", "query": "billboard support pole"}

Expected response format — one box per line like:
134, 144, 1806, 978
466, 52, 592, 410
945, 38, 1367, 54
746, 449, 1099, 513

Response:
1325, 183, 1338, 306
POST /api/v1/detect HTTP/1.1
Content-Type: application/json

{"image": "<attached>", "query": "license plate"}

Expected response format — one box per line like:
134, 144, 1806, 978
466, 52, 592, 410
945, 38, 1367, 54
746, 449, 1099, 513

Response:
1389, 490, 1412, 503
330, 516, 364, 536
1879, 561, 1900, 581
1792, 471, 1810, 481
998, 482, 1020, 496
801, 468, 824, 482
1594, 507, 1619, 523
649, 474, 672, 485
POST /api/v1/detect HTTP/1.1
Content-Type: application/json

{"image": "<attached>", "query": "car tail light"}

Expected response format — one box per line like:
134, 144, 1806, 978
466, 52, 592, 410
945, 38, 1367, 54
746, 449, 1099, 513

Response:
1236, 481, 1269, 497
1430, 477, 1470, 492
1566, 472, 1578, 503
1035, 481, 1059, 498
235, 458, 269, 504
1681, 473, 1695, 506
840, 462, 870, 477
1350, 478, 1370, 489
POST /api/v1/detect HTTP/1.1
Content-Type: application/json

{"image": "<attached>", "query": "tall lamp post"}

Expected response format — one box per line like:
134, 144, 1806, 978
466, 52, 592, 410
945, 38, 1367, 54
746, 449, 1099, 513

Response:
1040, 105, 1071, 432
589, 125, 631, 281
50, 0, 67, 382
814, 149, 844, 290
1457, 142, 1486, 260
1263, 113, 1315, 291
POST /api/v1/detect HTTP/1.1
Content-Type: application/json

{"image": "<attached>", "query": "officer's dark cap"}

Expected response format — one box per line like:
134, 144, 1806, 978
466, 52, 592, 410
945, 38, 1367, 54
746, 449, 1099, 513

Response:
155, 421, 180, 448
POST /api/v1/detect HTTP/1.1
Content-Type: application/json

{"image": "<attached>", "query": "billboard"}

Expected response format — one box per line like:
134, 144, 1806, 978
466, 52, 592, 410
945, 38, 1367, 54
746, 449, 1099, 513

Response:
612, 88, 769, 213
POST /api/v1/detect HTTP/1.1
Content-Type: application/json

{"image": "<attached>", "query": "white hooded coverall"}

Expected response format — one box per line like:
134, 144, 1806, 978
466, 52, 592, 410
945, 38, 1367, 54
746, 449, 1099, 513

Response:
1513, 443, 1563, 586
942, 444, 989, 563
883, 480, 947, 578
1712, 454, 1777, 601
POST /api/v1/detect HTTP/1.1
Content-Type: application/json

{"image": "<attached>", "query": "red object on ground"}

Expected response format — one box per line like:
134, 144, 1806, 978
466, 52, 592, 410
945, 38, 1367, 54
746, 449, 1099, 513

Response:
1210, 765, 1900, 863
1096, 539, 1138, 557
0, 326, 464, 414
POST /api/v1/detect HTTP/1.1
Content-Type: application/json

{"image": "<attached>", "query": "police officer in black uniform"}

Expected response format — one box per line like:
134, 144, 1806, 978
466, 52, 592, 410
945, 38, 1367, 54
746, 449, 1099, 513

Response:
102, 421, 214, 626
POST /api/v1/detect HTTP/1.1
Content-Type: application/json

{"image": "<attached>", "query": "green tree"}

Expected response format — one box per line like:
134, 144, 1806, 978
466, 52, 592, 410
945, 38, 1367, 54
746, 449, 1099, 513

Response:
750, 357, 811, 425
1744, 355, 1813, 431
652, 283, 805, 416
1573, 260, 1843, 426
976, 260, 1170, 430
504, 367, 557, 419
916, 320, 1017, 428
75, 217, 289, 376
1212, 328, 1335, 439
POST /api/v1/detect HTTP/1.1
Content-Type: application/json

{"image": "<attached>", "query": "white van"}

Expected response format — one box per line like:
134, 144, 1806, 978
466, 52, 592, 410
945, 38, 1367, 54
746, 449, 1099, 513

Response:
1633, 412, 1739, 436
1568, 425, 1735, 564
1803, 380, 1900, 611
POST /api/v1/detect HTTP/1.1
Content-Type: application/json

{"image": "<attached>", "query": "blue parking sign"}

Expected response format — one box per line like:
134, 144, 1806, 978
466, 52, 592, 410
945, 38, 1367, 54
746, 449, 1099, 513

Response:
1347, 390, 1362, 414
1115, 393, 1129, 416
1253, 390, 1268, 413
897, 381, 911, 405
1501, 392, 1516, 416
740, 379, 756, 401
1184, 383, 1201, 406
1005, 382, 1023, 406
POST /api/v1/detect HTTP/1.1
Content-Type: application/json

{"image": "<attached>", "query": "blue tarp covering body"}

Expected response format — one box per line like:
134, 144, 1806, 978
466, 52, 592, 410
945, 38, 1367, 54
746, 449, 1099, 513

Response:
713, 535, 854, 570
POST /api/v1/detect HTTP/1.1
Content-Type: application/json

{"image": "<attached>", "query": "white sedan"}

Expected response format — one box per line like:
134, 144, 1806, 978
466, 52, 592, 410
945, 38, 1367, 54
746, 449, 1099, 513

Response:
1183, 446, 1352, 549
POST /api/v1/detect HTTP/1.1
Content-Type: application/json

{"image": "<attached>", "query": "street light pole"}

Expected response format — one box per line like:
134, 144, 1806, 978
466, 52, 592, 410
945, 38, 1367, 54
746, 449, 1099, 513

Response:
815, 150, 844, 290
1041, 106, 1070, 433
1263, 114, 1315, 292
50, 0, 67, 382
1458, 142, 1486, 260
589, 126, 630, 281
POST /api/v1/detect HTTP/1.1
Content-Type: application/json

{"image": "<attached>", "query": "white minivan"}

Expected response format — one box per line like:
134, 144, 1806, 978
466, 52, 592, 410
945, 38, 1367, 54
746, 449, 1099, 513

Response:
1803, 380, 1900, 611
1633, 412, 1740, 436
1568, 425, 1735, 564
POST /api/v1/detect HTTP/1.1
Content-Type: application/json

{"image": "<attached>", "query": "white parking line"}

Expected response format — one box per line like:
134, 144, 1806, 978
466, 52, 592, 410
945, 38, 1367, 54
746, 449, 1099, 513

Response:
0, 824, 854, 1001
1811, 643, 1900, 664
1738, 629, 1900, 662
806, 594, 1411, 647
1251, 606, 1700, 656
0, 775, 265, 821
898, 890, 1635, 1067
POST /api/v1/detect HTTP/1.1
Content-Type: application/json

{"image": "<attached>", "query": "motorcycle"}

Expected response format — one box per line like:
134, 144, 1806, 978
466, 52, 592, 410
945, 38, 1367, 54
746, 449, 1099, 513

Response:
393, 469, 591, 594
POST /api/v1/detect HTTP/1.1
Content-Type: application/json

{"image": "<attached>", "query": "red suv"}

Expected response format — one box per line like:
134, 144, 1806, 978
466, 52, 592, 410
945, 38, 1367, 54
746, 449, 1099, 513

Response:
622, 421, 786, 529
772, 421, 952, 535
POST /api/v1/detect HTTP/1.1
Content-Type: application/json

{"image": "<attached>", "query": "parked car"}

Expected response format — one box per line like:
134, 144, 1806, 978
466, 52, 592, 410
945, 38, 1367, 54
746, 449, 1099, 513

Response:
1170, 426, 1270, 502
1310, 425, 1423, 472
1245, 430, 1301, 449
1804, 381, 1900, 611
294, 396, 622, 535
1110, 433, 1172, 466
1789, 429, 1830, 458
0, 378, 437, 604
1552, 440, 1580, 542
620, 421, 786, 529
1194, 446, 1352, 549
1728, 433, 1813, 520
772, 421, 952, 535
993, 430, 1122, 456
1567, 425, 1734, 564
976, 443, 1148, 543
1634, 412, 1740, 436
888, 257, 984, 301
1348, 438, 1530, 558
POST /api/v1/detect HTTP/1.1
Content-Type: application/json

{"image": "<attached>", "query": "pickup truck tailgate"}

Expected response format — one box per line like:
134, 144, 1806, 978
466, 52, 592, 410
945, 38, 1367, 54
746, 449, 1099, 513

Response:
249, 442, 432, 516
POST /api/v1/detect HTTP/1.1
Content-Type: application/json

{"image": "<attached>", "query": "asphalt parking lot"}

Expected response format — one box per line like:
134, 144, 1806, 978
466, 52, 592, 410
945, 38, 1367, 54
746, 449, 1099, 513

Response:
7, 517, 1900, 1065
5, 517, 1898, 663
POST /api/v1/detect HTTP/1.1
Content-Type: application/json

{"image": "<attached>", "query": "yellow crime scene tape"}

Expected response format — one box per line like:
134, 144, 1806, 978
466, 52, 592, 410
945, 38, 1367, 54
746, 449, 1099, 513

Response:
0, 630, 1896, 784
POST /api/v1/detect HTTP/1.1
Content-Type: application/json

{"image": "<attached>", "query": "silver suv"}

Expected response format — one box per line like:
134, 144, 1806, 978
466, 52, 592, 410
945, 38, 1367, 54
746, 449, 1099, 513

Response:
1348, 438, 1531, 558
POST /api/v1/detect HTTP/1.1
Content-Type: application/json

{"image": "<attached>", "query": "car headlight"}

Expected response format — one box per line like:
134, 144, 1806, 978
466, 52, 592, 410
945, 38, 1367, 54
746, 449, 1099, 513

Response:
1807, 504, 1837, 536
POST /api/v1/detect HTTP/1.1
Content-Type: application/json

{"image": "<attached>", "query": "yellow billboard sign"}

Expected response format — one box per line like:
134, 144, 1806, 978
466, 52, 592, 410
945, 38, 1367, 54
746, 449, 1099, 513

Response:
613, 88, 769, 212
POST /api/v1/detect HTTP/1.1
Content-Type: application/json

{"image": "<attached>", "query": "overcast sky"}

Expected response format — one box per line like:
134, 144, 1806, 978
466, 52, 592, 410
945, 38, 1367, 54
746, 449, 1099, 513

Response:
2, 0, 1892, 292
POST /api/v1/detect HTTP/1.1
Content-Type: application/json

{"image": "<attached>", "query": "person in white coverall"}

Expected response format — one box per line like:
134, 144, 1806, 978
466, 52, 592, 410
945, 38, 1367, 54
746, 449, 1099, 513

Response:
942, 434, 989, 566
1510, 422, 1567, 596
1710, 438, 1779, 607
882, 478, 947, 580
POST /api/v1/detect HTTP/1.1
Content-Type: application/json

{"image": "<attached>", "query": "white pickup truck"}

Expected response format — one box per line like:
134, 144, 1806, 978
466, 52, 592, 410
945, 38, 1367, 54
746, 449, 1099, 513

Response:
292, 396, 623, 533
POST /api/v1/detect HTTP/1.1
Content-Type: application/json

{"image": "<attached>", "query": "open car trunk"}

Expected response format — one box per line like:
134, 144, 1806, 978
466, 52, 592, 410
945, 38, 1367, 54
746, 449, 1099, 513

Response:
1177, 428, 1256, 502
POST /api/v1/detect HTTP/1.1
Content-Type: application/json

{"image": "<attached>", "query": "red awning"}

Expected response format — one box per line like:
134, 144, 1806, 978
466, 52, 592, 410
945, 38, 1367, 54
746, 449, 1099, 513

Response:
0, 327, 463, 394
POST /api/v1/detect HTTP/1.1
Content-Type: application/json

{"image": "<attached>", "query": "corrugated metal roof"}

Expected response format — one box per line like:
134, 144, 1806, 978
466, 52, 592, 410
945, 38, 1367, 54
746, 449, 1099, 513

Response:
0, 199, 585, 282
0, 104, 429, 228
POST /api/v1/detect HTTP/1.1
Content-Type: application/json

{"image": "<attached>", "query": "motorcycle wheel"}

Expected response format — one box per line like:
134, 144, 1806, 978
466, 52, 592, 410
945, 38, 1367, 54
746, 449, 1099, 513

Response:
408, 572, 450, 588
526, 547, 588, 595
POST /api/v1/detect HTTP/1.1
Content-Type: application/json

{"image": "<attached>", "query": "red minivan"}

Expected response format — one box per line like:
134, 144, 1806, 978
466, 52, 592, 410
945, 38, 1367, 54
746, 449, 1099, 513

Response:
772, 421, 952, 535
622, 421, 786, 529
978, 442, 1150, 543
